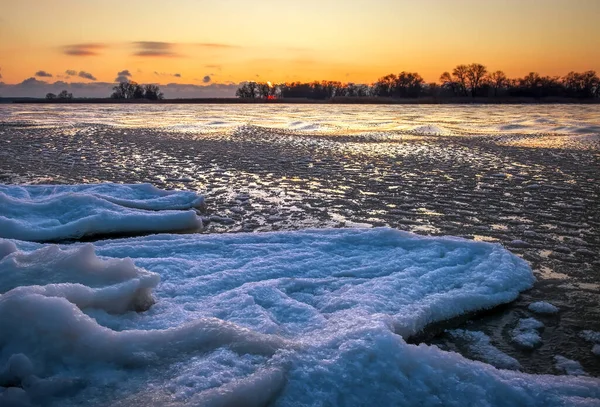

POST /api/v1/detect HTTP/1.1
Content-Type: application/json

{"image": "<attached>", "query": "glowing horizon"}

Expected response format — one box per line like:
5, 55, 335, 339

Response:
1, 0, 599, 93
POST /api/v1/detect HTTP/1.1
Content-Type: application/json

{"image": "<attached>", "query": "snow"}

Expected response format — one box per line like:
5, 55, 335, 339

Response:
1, 228, 599, 406
512, 318, 545, 349
554, 356, 587, 376
580, 331, 600, 356
529, 301, 559, 314
447, 329, 521, 370
0, 184, 204, 241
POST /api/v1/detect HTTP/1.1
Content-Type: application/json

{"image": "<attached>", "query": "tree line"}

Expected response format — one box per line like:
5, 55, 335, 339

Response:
236, 64, 600, 100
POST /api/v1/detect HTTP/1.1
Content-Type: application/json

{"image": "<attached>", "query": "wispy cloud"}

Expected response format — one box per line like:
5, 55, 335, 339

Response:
35, 70, 53, 78
63, 43, 105, 56
154, 71, 183, 78
133, 42, 181, 57
195, 43, 240, 49
65, 70, 77, 76
78, 71, 97, 81
117, 70, 132, 77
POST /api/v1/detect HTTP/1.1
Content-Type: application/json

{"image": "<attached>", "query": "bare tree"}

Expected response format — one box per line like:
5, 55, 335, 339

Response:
46, 93, 57, 100
452, 65, 469, 96
488, 71, 508, 96
58, 90, 73, 99
466, 63, 487, 97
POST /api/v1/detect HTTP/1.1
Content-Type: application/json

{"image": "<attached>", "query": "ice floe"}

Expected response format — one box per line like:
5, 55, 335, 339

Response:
554, 356, 587, 376
0, 184, 204, 241
529, 301, 559, 314
1, 228, 599, 406
512, 318, 544, 349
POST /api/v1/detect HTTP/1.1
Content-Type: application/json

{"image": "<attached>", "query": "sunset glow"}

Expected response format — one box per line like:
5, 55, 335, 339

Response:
1, 0, 599, 97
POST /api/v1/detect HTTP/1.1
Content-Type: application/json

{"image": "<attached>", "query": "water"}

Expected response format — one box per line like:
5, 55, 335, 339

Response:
0, 103, 599, 376
2, 104, 600, 137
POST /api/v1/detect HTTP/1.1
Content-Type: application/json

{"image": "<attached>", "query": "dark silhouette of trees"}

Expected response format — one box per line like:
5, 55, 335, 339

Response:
46, 93, 57, 100
236, 82, 258, 98
371, 72, 423, 97
488, 71, 508, 96
563, 71, 600, 98
143, 84, 164, 100
452, 65, 469, 96
465, 63, 487, 97
235, 67, 600, 101
58, 90, 73, 99
111, 81, 163, 100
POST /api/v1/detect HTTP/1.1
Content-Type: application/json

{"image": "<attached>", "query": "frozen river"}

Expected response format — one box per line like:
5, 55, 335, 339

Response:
0, 103, 599, 405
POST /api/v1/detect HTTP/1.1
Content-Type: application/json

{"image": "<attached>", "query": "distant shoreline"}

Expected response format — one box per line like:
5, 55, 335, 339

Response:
2, 97, 600, 105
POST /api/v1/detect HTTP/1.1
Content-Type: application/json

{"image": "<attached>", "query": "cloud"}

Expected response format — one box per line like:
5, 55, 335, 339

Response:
154, 71, 182, 78
195, 43, 240, 49
114, 75, 130, 83
117, 70, 132, 77
63, 43, 105, 56
205, 64, 222, 71
35, 70, 53, 78
203, 75, 211, 83
78, 71, 97, 81
133, 41, 181, 57
65, 70, 77, 76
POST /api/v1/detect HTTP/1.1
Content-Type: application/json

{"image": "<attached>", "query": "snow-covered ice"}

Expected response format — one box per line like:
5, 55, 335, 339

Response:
512, 317, 545, 349
554, 356, 587, 376
1, 228, 599, 406
447, 329, 521, 370
529, 301, 559, 314
0, 184, 204, 241
580, 331, 600, 356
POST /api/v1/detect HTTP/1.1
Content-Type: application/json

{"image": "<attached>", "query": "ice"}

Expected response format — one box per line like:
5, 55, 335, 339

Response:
1, 228, 599, 406
580, 331, 600, 356
0, 184, 203, 241
447, 329, 521, 370
512, 318, 544, 349
554, 356, 587, 376
529, 301, 559, 314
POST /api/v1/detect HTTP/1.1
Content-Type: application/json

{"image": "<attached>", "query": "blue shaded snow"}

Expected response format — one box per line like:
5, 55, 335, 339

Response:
1, 228, 599, 406
0, 184, 203, 241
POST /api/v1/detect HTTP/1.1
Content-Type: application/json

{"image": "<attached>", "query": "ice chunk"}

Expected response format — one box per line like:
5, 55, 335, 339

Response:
554, 356, 587, 376
447, 329, 521, 370
512, 317, 544, 349
0, 183, 203, 241
580, 330, 600, 356
1, 228, 599, 406
528, 301, 559, 314
0, 242, 160, 313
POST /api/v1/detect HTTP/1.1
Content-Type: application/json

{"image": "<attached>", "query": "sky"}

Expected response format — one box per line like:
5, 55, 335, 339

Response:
1, 0, 599, 97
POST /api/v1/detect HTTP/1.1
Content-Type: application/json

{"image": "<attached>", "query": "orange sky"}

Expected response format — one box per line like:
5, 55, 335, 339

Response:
1, 0, 599, 88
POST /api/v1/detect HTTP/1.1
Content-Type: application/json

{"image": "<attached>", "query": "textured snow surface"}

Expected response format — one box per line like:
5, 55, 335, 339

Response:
580, 331, 600, 356
1, 228, 599, 406
0, 183, 204, 242
447, 329, 521, 370
554, 356, 587, 376
528, 301, 559, 314
512, 318, 545, 349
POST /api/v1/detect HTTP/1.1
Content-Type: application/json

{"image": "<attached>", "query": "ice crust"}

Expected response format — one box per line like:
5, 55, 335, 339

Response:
512, 318, 545, 349
447, 329, 521, 370
1, 228, 599, 406
529, 301, 559, 314
0, 184, 204, 241
554, 356, 587, 376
